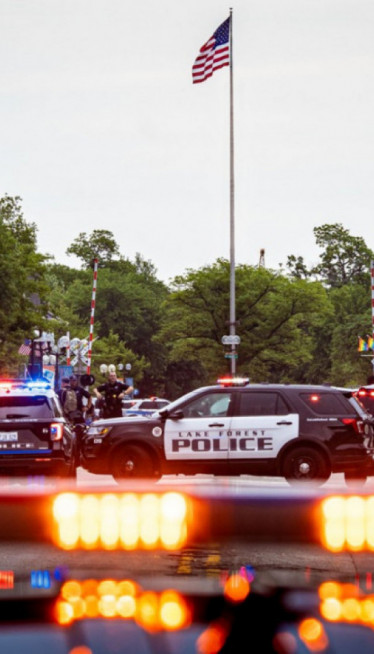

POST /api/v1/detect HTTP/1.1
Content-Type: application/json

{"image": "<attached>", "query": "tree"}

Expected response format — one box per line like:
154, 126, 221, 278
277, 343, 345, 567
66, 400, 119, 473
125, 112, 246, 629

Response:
326, 284, 372, 386
0, 195, 48, 373
311, 223, 374, 288
158, 260, 332, 394
87, 331, 148, 387
66, 230, 121, 268
286, 255, 311, 280
48, 249, 169, 396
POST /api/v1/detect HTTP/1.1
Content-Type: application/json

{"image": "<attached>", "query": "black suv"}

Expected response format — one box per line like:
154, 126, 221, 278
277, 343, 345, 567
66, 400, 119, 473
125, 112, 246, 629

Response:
0, 379, 76, 477
81, 379, 374, 485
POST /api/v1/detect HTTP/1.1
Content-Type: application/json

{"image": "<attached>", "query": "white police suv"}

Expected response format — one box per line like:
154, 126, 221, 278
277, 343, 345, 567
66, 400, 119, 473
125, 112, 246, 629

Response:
80, 378, 374, 485
122, 397, 170, 417
0, 379, 76, 477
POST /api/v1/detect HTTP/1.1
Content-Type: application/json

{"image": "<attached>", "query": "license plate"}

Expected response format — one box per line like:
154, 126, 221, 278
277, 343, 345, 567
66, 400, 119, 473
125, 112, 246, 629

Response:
0, 432, 18, 442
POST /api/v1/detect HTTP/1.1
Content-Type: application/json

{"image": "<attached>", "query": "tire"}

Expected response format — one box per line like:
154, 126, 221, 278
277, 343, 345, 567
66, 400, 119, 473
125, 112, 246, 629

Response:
111, 445, 159, 483
282, 446, 330, 486
344, 471, 367, 488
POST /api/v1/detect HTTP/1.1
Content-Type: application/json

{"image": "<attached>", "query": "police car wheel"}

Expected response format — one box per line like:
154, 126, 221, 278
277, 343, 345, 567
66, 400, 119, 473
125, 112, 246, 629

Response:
111, 445, 157, 482
283, 446, 330, 486
344, 471, 367, 488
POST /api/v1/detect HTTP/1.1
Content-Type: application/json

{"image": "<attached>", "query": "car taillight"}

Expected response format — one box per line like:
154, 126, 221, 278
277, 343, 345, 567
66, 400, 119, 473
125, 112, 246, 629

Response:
341, 418, 364, 434
50, 423, 63, 441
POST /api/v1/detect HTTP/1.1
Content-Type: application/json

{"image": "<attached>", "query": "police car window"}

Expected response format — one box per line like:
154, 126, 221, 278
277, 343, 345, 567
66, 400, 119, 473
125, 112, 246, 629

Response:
0, 396, 53, 419
183, 393, 231, 418
238, 392, 289, 416
299, 392, 357, 415
155, 401, 168, 409
139, 401, 157, 409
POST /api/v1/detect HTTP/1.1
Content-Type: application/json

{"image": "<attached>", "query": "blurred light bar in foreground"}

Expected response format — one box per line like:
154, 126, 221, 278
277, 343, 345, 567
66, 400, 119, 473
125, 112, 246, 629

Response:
2, 486, 374, 552
319, 580, 374, 628
56, 578, 192, 631
321, 495, 374, 552
52, 492, 188, 550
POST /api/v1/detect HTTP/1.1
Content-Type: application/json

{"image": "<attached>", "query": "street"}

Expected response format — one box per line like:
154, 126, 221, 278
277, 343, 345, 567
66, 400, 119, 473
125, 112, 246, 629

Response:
0, 470, 373, 590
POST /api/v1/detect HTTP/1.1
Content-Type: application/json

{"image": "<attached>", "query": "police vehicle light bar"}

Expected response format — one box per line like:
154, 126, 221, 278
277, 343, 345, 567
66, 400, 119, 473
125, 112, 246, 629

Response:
52, 491, 188, 551
1, 487, 374, 554
357, 388, 374, 398
56, 578, 191, 631
217, 377, 249, 387
319, 580, 374, 629
320, 495, 374, 552
0, 379, 51, 392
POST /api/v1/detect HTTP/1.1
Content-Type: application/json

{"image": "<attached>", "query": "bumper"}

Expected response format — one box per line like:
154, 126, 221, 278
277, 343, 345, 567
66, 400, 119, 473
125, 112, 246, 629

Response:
0, 454, 72, 476
332, 450, 374, 475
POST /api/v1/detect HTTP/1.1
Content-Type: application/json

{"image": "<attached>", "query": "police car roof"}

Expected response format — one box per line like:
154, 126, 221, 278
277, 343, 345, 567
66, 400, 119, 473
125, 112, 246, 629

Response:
213, 381, 352, 392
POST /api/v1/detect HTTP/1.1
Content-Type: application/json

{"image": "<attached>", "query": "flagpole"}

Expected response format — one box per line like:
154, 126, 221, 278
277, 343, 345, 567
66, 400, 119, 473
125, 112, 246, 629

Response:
229, 7, 236, 375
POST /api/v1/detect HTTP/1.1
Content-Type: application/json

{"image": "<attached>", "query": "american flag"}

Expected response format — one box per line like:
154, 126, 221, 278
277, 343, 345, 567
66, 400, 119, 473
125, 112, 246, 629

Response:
192, 17, 230, 84
18, 340, 31, 356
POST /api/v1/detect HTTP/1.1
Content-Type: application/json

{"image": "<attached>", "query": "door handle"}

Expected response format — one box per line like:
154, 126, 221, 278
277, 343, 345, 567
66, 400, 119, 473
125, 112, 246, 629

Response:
277, 421, 293, 425
209, 423, 225, 428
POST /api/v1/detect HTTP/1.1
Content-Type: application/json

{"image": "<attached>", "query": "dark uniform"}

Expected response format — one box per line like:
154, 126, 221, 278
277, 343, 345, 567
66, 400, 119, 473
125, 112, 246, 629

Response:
97, 381, 130, 419
61, 384, 91, 424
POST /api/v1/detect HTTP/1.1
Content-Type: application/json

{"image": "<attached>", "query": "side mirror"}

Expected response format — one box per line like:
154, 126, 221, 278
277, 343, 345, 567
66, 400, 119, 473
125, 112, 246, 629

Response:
169, 409, 184, 420
159, 409, 184, 421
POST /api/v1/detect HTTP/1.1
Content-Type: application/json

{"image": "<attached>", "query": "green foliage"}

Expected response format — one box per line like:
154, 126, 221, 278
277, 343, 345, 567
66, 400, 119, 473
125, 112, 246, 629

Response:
66, 229, 121, 269
311, 223, 374, 288
286, 255, 310, 279
0, 196, 49, 374
327, 285, 372, 386
4, 203, 374, 391
159, 260, 332, 394
88, 332, 148, 387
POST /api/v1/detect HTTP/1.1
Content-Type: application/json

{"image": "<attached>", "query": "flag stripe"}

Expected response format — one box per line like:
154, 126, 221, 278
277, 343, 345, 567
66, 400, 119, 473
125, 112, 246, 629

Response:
192, 17, 230, 84
193, 49, 230, 82
18, 344, 31, 356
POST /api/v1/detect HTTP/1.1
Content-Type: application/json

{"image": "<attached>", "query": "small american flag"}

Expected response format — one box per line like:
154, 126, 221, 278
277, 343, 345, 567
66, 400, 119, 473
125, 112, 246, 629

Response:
18, 340, 31, 356
192, 17, 230, 84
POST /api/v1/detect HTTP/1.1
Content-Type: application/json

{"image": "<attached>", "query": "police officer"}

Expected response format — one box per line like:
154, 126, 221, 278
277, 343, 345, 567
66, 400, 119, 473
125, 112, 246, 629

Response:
62, 375, 92, 425
57, 376, 70, 405
94, 371, 133, 419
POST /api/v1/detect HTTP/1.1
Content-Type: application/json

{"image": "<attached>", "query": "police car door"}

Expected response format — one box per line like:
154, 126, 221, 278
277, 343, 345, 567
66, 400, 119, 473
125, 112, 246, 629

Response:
229, 391, 299, 461
164, 391, 232, 460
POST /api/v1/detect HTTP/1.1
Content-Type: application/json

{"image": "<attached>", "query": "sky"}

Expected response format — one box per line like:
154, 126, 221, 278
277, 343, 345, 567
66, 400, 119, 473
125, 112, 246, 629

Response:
1, 0, 374, 284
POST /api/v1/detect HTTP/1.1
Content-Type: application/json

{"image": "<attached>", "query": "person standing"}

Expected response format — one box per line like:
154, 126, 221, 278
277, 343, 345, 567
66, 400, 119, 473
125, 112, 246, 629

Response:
61, 375, 92, 424
94, 371, 133, 419
57, 377, 70, 406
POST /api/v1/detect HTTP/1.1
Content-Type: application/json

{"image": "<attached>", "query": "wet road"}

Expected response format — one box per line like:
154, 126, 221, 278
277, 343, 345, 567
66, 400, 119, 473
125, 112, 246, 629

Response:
0, 470, 373, 589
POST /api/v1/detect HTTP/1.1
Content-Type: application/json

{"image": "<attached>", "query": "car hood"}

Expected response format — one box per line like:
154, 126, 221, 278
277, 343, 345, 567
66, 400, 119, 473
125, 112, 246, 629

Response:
93, 415, 154, 428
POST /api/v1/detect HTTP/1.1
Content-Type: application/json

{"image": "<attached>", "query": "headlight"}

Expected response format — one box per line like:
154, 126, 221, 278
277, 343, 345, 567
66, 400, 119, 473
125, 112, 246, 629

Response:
87, 426, 110, 437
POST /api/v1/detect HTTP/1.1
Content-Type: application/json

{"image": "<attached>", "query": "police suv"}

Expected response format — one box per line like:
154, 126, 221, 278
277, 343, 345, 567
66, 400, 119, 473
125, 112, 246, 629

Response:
0, 379, 77, 477
80, 378, 374, 485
